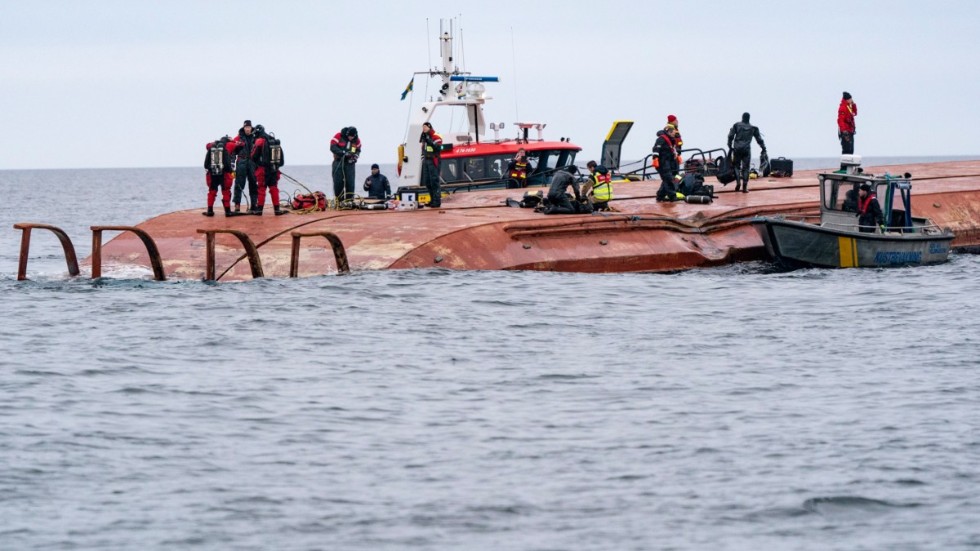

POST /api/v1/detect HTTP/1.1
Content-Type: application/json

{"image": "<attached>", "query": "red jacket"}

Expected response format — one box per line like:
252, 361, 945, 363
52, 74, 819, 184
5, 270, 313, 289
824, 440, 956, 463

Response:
838, 99, 857, 133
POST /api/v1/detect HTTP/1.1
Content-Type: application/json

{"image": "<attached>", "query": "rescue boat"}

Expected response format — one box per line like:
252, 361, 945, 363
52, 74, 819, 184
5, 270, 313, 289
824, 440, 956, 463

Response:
392, 19, 582, 204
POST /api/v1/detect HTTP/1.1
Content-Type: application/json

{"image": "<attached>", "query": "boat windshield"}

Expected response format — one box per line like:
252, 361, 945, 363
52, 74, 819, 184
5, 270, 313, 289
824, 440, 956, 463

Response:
440, 150, 578, 185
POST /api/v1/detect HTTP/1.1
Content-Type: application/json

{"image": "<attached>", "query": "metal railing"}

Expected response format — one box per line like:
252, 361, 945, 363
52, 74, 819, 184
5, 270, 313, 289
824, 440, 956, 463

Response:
12, 223, 80, 281
91, 226, 166, 281
196, 229, 264, 281
289, 231, 350, 277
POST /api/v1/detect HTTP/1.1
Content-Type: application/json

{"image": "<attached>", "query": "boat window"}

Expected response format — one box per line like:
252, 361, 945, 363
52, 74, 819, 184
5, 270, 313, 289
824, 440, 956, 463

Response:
487, 155, 510, 180
440, 159, 460, 183
463, 157, 486, 180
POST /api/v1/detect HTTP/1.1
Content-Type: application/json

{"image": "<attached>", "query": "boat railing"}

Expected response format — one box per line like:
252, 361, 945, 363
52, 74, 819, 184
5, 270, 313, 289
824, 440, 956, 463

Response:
196, 229, 264, 281
289, 231, 350, 277
91, 225, 167, 281
12, 222, 80, 281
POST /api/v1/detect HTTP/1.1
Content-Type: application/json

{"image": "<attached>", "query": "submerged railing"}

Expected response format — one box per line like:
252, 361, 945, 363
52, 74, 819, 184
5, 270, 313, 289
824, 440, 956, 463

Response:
289, 231, 350, 277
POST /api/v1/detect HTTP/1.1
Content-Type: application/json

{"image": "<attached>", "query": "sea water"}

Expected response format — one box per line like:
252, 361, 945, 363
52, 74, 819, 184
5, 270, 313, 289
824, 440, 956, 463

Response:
1, 159, 979, 550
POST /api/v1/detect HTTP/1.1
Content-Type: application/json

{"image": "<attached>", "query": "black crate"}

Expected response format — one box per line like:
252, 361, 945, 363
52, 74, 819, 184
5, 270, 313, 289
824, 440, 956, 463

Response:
770, 157, 794, 177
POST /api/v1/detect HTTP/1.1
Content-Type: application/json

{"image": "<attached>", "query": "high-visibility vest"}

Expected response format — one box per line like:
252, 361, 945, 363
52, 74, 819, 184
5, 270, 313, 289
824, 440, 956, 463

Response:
509, 159, 529, 181
592, 172, 613, 201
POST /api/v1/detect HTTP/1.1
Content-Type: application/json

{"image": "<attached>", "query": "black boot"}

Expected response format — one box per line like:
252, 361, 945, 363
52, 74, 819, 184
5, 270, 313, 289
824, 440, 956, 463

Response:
224, 207, 242, 217
734, 182, 742, 192
202, 207, 215, 217
742, 185, 749, 193
251, 205, 263, 216
233, 204, 241, 213
274, 206, 286, 216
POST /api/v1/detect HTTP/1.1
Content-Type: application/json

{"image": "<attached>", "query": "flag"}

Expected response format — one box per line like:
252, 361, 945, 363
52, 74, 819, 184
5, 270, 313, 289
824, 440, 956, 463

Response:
400, 77, 414, 101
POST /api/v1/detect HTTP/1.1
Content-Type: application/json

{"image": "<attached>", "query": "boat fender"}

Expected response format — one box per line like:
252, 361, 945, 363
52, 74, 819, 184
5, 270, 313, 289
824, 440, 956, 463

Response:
684, 195, 712, 204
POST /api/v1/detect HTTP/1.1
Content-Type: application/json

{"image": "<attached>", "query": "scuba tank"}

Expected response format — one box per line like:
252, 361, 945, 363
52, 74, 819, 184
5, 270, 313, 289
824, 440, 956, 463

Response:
268, 138, 283, 169
684, 195, 712, 204
208, 140, 225, 176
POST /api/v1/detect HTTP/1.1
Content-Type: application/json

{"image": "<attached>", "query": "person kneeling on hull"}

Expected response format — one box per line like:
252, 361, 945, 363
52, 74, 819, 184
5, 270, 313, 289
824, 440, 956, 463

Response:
544, 165, 587, 214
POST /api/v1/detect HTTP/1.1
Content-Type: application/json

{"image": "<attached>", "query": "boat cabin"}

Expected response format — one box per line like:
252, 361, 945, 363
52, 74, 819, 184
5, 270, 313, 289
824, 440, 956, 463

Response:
819, 172, 933, 234
439, 143, 580, 188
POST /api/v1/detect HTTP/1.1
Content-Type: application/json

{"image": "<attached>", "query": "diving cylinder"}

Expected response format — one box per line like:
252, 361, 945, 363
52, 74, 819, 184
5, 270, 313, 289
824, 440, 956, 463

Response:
209, 144, 224, 176
684, 195, 711, 204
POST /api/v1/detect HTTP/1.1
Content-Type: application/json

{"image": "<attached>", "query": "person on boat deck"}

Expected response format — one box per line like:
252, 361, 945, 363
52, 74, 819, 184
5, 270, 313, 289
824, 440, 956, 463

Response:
727, 112, 766, 193
653, 126, 683, 201
838, 91, 857, 156
363, 163, 391, 199
583, 160, 613, 211
667, 115, 683, 156
545, 165, 583, 213
420, 122, 444, 207
506, 148, 533, 188
841, 187, 859, 212
232, 120, 258, 212
857, 183, 884, 233
202, 136, 242, 217
250, 125, 287, 216
330, 126, 361, 201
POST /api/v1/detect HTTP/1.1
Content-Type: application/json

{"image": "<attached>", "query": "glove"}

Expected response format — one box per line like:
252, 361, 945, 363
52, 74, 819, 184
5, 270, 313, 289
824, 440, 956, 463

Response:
879, 224, 886, 233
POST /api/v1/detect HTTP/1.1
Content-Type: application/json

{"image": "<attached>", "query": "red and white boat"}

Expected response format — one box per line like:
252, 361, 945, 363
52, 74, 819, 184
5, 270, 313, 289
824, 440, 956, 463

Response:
393, 20, 581, 201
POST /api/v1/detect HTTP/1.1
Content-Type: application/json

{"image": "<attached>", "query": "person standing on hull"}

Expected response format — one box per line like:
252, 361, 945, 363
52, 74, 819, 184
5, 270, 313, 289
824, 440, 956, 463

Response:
727, 112, 766, 193
506, 148, 532, 188
363, 163, 391, 199
856, 183, 884, 233
202, 136, 242, 217
330, 126, 361, 201
232, 120, 258, 212
838, 91, 857, 158
667, 114, 683, 156
420, 122, 443, 208
653, 126, 682, 201
250, 125, 287, 215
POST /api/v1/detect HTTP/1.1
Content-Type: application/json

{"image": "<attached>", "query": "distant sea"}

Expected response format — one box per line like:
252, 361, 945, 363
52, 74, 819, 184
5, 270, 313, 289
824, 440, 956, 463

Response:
1, 156, 979, 550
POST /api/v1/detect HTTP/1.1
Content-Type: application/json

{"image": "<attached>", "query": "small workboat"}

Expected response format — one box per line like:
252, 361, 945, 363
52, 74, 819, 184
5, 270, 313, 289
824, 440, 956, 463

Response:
752, 168, 954, 268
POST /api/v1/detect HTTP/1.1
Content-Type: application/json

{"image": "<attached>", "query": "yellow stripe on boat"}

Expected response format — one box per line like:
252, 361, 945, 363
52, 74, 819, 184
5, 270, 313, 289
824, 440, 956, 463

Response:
838, 236, 858, 268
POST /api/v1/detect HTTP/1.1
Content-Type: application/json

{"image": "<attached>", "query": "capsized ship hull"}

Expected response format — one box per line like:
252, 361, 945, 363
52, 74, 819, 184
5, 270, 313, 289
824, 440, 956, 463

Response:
85, 161, 980, 281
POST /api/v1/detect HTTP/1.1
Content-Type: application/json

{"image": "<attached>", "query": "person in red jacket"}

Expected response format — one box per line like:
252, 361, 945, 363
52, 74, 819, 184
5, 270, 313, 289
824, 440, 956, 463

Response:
250, 125, 287, 215
202, 136, 242, 217
838, 91, 857, 155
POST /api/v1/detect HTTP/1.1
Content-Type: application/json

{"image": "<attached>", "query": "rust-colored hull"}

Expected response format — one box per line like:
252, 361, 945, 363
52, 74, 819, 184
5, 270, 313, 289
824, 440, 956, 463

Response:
87, 161, 980, 280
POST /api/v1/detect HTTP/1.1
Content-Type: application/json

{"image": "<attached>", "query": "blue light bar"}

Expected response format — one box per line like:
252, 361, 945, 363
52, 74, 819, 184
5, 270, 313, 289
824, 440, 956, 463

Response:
449, 76, 499, 82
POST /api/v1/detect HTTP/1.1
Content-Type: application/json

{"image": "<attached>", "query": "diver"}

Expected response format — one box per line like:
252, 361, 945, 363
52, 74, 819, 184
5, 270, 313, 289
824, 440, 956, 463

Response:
250, 125, 287, 215
420, 122, 443, 208
202, 136, 242, 217
544, 165, 584, 214
330, 126, 361, 201
727, 112, 766, 193
583, 161, 613, 211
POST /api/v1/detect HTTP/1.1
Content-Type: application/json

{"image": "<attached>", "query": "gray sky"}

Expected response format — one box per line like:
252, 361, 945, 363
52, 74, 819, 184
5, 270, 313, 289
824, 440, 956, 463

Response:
2, 0, 978, 170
